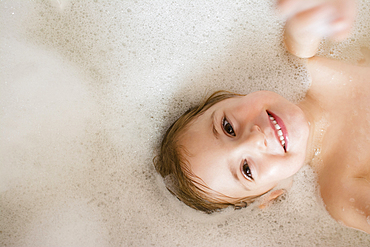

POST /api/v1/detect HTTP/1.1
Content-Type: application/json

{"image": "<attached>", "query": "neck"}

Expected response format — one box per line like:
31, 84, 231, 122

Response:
296, 91, 328, 169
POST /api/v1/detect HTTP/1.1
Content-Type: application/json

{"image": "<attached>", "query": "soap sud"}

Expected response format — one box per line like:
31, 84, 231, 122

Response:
1, 0, 370, 246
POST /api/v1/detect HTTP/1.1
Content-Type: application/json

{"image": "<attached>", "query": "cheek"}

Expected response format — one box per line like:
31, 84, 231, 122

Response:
261, 160, 285, 180
285, 155, 305, 176
267, 157, 303, 180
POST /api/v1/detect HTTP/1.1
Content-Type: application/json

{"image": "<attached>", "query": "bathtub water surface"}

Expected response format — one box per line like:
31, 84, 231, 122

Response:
1, 0, 370, 246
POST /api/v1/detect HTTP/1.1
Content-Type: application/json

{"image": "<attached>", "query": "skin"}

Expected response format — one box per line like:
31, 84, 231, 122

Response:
305, 57, 370, 234
277, 0, 357, 58
179, 0, 366, 234
180, 91, 311, 200
179, 57, 370, 234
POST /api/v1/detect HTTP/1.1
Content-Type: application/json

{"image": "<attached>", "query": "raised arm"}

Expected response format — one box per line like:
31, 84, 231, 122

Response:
277, 0, 357, 58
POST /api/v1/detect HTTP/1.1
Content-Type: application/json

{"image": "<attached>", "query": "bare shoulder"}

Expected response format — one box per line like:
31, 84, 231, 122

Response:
306, 57, 370, 86
320, 174, 370, 234
305, 56, 370, 109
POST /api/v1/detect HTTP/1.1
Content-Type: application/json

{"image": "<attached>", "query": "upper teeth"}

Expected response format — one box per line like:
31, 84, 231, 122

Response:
269, 114, 286, 149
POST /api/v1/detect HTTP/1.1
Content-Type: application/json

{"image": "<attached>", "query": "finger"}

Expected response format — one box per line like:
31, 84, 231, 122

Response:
277, 0, 327, 19
328, 0, 357, 40
285, 4, 337, 36
283, 5, 336, 58
330, 19, 352, 41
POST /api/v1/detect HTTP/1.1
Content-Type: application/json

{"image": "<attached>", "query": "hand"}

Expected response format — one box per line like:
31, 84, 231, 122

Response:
277, 0, 357, 58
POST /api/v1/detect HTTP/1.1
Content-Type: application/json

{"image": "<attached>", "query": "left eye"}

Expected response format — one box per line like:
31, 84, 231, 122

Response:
222, 117, 235, 136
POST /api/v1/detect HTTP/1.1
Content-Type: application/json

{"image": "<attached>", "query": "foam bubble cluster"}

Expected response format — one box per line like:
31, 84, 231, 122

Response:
1, 0, 370, 246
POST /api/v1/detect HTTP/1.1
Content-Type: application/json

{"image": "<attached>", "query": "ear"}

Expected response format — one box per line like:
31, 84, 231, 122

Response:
258, 189, 286, 209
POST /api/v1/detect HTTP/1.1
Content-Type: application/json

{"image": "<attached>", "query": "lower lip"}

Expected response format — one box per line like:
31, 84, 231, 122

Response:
267, 111, 289, 151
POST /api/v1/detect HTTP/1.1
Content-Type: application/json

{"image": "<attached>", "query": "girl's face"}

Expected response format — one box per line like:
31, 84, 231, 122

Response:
180, 91, 310, 201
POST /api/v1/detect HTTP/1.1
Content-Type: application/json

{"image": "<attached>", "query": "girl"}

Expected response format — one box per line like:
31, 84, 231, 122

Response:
154, 0, 370, 234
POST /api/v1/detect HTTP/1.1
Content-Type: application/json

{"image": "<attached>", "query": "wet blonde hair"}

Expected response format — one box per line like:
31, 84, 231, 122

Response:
154, 90, 262, 213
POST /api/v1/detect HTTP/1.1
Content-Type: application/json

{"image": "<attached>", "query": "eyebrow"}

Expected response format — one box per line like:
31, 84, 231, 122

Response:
229, 165, 251, 191
211, 110, 219, 139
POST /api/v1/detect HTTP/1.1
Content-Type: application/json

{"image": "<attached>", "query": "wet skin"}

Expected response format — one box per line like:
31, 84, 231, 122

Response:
180, 91, 310, 201
304, 57, 370, 234
180, 56, 370, 234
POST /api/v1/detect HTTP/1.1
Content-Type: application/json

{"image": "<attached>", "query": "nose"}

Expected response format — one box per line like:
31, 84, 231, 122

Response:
239, 124, 267, 151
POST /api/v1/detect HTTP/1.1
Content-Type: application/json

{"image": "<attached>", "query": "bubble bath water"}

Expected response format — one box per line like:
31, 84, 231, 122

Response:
1, 0, 370, 246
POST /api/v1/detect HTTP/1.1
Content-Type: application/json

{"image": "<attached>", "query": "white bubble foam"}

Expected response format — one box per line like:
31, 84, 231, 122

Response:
1, 0, 370, 246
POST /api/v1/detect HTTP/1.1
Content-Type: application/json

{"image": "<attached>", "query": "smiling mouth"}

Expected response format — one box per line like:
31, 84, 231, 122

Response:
267, 112, 287, 152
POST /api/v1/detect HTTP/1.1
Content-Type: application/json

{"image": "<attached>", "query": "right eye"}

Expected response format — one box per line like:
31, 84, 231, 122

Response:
242, 160, 253, 181
222, 117, 235, 136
